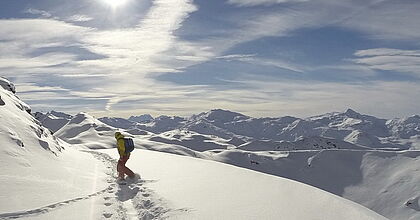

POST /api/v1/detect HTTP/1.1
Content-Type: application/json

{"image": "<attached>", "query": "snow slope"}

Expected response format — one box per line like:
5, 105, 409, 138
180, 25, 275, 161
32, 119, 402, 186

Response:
55, 110, 420, 219
0, 80, 108, 215
7, 148, 385, 220
97, 149, 387, 220
210, 149, 420, 219
55, 112, 117, 149
0, 77, 16, 94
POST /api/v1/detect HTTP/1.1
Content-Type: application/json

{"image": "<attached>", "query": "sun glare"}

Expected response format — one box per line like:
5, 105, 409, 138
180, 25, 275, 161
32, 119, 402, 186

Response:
102, 0, 129, 8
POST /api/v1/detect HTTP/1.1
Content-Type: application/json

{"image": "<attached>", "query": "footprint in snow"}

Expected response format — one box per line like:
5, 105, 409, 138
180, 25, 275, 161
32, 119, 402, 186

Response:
142, 193, 150, 197
103, 213, 113, 218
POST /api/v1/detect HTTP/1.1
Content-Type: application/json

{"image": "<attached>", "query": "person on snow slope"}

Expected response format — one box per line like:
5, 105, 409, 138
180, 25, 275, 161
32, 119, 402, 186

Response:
115, 132, 135, 181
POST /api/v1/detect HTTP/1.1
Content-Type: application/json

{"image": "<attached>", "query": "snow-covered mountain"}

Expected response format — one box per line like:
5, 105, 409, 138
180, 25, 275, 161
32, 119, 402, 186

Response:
98, 108, 419, 150
0, 80, 389, 219
54, 108, 420, 219
0, 79, 108, 215
55, 112, 117, 149
3, 77, 419, 219
99, 115, 187, 134
0, 78, 61, 157
128, 114, 153, 123
34, 111, 73, 133
98, 116, 134, 129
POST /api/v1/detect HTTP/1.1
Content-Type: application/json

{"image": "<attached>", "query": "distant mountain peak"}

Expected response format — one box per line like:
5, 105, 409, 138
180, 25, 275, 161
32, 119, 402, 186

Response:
344, 108, 361, 117
128, 114, 154, 123
399, 114, 420, 124
68, 112, 95, 125
203, 109, 249, 122
408, 115, 420, 120
49, 110, 72, 119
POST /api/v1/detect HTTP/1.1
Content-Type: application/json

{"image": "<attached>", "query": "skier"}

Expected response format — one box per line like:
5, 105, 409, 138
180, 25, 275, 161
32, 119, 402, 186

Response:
115, 131, 135, 183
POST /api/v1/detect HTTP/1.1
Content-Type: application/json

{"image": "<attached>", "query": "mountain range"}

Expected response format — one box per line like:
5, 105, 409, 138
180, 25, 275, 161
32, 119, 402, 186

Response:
36, 106, 420, 219
1, 77, 419, 219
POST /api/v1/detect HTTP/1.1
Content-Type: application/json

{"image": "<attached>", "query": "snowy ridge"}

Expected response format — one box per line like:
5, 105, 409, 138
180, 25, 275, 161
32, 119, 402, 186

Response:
128, 114, 153, 123
98, 108, 420, 150
98, 117, 134, 129
0, 82, 62, 157
55, 112, 116, 149
58, 109, 420, 219
0, 77, 15, 94
0, 81, 108, 214
34, 111, 72, 133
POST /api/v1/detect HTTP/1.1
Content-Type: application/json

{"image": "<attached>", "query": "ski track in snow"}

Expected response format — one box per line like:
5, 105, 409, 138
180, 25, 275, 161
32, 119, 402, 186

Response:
0, 150, 178, 220
0, 189, 108, 220
88, 150, 176, 220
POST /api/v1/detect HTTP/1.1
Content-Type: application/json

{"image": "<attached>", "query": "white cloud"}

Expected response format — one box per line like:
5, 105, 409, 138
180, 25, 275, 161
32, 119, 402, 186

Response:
217, 54, 256, 59
309, 64, 377, 77
2, 0, 420, 118
352, 48, 420, 77
0, 53, 77, 69
82, 0, 199, 75
355, 48, 420, 57
190, 0, 363, 57
24, 8, 52, 18
0, 0, 206, 115
0, 19, 90, 42
197, 0, 420, 58
341, 1, 420, 41
222, 77, 420, 118
66, 14, 94, 22
228, 0, 310, 7
0, 19, 92, 78
218, 54, 304, 73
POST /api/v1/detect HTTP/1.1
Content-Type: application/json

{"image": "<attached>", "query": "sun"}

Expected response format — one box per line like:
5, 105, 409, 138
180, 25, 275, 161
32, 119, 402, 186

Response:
102, 0, 129, 8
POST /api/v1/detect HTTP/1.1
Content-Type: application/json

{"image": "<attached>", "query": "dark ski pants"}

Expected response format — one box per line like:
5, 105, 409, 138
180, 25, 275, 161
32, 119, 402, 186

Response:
117, 154, 134, 179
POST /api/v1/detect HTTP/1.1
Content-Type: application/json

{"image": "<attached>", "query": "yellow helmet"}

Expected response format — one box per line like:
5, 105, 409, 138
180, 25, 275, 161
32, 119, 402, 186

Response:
114, 131, 122, 139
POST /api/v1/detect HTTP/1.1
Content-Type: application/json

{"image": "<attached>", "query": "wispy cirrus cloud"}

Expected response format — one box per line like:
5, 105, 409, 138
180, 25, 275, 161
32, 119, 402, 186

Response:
0, 0, 208, 116
2, 0, 419, 118
66, 14, 94, 22
217, 54, 304, 73
0, 19, 89, 42
355, 48, 420, 57
224, 76, 420, 118
82, 0, 199, 74
341, 1, 420, 42
227, 0, 310, 7
23, 8, 53, 18
352, 48, 420, 77
0, 19, 91, 76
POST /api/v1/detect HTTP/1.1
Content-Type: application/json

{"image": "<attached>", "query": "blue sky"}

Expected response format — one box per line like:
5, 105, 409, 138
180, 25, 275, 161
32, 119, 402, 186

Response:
1, 0, 420, 118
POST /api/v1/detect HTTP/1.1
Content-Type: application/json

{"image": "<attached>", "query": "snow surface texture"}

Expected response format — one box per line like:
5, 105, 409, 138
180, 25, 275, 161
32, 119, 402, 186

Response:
52, 109, 420, 219
97, 149, 387, 220
0, 82, 108, 216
